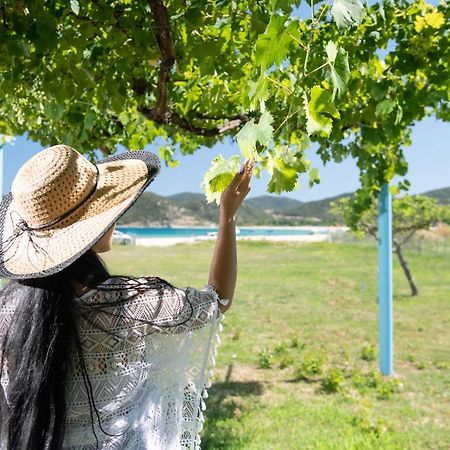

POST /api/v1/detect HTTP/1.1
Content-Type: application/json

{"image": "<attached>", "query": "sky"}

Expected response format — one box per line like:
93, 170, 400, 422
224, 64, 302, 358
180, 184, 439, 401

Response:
1, 116, 449, 202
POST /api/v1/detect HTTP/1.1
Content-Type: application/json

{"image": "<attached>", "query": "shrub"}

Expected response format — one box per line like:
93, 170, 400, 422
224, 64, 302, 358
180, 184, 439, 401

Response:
321, 367, 345, 393
290, 336, 300, 348
274, 341, 288, 355
294, 351, 325, 380
258, 347, 273, 369
350, 369, 367, 389
433, 360, 449, 370
350, 369, 400, 399
231, 329, 241, 341
416, 360, 427, 370
361, 342, 377, 361
279, 355, 294, 369
350, 411, 388, 438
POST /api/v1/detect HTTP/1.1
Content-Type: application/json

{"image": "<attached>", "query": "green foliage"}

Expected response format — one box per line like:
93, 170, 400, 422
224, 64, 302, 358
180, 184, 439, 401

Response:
0, 0, 448, 219
326, 42, 350, 98
350, 369, 402, 399
331, 0, 365, 28
304, 86, 340, 137
361, 342, 377, 362
236, 110, 273, 159
201, 155, 241, 204
258, 347, 274, 369
331, 194, 449, 233
279, 354, 294, 369
294, 350, 326, 380
253, 15, 300, 71
350, 410, 389, 438
321, 367, 345, 393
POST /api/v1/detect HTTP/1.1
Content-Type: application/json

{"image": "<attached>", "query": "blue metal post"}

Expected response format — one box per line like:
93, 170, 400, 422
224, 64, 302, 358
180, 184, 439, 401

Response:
378, 183, 393, 375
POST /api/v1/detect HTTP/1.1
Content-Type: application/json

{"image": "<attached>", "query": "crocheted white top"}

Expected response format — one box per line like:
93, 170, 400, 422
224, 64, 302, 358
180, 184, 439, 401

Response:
0, 276, 226, 450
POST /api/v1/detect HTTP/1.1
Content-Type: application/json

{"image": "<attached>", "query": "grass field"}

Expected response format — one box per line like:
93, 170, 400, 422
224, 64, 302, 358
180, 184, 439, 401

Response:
103, 241, 450, 450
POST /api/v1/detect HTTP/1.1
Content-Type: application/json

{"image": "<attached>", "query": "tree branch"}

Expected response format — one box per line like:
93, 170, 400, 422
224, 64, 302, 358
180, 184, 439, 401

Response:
138, 106, 248, 136
399, 229, 417, 246
127, 1, 250, 136
147, 0, 176, 121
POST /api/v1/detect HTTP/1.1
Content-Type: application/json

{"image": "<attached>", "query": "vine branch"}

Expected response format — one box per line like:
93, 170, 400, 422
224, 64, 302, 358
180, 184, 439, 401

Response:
135, 0, 249, 136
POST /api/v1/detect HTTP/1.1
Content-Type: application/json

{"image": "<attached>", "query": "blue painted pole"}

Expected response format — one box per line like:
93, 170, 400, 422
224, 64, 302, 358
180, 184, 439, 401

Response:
378, 183, 393, 376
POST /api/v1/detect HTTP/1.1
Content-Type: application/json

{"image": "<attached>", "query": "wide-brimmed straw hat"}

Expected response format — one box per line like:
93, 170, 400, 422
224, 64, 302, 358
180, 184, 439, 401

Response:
0, 144, 160, 279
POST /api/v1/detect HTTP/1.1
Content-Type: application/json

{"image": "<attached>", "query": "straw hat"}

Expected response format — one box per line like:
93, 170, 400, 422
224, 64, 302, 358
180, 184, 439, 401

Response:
0, 144, 160, 279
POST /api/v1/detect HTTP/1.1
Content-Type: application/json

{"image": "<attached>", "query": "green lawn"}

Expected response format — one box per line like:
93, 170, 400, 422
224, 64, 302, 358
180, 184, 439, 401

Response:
103, 241, 450, 450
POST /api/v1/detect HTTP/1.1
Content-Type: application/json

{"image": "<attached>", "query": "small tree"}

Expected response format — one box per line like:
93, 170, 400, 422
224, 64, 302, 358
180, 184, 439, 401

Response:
331, 195, 449, 296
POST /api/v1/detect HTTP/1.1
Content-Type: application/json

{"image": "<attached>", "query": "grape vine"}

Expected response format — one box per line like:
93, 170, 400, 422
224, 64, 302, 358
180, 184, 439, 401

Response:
0, 0, 448, 224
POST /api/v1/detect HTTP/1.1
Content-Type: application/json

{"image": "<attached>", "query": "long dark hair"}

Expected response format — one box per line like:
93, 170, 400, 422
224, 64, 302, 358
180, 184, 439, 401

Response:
0, 248, 111, 449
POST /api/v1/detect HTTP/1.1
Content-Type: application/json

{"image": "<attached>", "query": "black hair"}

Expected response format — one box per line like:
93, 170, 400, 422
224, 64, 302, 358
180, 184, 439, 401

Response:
0, 248, 187, 449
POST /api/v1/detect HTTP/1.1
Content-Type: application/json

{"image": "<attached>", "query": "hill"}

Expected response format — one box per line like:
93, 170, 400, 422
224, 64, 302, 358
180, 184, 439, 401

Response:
421, 186, 450, 205
246, 193, 352, 223
115, 185, 450, 227
118, 192, 273, 227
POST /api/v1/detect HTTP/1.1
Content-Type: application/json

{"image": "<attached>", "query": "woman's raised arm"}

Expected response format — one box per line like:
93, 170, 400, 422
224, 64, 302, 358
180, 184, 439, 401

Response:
207, 160, 253, 313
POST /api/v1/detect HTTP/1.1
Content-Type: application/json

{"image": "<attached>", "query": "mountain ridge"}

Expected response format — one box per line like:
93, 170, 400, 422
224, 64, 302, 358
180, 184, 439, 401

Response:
117, 186, 450, 227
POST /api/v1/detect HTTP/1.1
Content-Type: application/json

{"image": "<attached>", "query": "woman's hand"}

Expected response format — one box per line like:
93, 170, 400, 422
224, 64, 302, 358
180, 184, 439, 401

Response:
220, 159, 254, 222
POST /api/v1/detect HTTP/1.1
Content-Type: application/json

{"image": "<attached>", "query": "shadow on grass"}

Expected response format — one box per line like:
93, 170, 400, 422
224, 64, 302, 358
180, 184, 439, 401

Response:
201, 379, 264, 450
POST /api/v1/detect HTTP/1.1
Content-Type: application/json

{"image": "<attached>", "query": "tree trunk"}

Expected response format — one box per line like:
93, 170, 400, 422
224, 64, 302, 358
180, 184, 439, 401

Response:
393, 240, 418, 296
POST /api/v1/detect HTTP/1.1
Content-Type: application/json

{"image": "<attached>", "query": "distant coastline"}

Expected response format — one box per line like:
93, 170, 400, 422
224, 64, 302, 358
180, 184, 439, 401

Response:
115, 225, 348, 247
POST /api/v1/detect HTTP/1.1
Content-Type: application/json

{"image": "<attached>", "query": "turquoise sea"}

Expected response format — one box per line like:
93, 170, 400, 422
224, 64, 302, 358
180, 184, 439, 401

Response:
116, 227, 325, 239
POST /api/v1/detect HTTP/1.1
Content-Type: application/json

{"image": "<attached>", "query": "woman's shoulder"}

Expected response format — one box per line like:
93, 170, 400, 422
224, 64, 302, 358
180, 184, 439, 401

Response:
74, 275, 177, 304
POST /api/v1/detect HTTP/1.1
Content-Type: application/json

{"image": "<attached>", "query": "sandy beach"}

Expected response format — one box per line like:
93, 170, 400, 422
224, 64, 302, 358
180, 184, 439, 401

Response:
131, 226, 347, 247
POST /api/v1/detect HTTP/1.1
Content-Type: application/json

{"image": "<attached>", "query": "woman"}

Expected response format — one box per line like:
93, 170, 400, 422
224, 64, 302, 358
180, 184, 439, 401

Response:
0, 145, 253, 449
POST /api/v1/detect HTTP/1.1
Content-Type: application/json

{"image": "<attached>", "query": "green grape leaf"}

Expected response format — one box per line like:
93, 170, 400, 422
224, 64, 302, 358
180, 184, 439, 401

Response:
308, 167, 321, 187
159, 145, 180, 168
328, 47, 350, 97
70, 0, 80, 15
236, 110, 274, 159
331, 0, 365, 28
267, 156, 298, 194
290, 131, 311, 151
415, 11, 445, 32
326, 41, 338, 63
246, 73, 269, 111
267, 146, 311, 194
43, 102, 64, 120
375, 99, 396, 116
0, 135, 14, 148
202, 155, 241, 204
304, 86, 340, 137
254, 16, 300, 70
269, 0, 297, 14
84, 111, 96, 130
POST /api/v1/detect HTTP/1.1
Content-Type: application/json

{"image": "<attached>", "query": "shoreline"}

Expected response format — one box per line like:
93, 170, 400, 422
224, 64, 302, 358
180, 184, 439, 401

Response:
133, 233, 334, 247
118, 225, 348, 232
115, 225, 348, 247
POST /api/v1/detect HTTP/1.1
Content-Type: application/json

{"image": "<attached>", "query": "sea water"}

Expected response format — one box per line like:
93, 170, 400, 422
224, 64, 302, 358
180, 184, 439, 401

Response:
116, 227, 325, 239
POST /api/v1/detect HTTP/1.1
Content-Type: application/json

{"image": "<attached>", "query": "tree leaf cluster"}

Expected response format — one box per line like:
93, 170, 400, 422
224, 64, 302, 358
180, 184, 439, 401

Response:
0, 0, 448, 219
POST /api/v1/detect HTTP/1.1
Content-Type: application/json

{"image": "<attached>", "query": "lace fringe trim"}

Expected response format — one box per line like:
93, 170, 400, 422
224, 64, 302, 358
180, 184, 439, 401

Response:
194, 286, 227, 449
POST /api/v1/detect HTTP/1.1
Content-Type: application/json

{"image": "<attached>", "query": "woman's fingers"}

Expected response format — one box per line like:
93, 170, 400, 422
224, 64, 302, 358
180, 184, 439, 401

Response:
238, 161, 253, 193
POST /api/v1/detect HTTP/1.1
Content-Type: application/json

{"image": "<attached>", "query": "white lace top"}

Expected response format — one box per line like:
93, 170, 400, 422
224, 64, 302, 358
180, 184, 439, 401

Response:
0, 276, 227, 450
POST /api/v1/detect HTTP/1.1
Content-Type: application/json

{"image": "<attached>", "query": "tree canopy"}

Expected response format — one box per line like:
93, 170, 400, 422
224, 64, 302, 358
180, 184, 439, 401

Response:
0, 0, 448, 216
